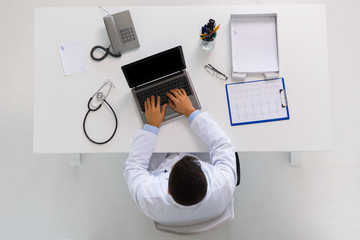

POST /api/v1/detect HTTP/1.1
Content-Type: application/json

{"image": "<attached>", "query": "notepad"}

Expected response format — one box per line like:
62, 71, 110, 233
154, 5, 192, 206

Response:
225, 78, 289, 126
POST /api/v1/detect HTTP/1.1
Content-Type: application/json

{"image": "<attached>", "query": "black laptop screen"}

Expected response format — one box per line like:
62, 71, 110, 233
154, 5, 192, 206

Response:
121, 46, 186, 88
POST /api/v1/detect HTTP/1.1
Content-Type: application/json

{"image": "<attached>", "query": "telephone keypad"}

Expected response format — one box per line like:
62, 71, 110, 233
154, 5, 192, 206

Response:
120, 28, 136, 44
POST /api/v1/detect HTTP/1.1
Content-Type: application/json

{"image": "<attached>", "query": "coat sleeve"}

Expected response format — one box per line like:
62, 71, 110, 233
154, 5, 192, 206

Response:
123, 129, 157, 205
190, 112, 237, 190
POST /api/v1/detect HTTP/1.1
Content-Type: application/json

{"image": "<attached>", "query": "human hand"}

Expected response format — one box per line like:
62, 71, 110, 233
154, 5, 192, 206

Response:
166, 89, 196, 117
144, 95, 167, 128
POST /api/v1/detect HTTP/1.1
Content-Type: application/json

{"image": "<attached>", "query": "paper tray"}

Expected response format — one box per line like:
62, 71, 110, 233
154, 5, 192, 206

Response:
230, 13, 279, 80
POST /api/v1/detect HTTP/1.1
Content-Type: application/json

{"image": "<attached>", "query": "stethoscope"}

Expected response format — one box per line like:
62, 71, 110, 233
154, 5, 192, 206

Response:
83, 80, 118, 144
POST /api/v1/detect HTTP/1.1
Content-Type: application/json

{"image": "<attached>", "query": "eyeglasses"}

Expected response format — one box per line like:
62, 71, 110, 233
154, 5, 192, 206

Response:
204, 64, 228, 80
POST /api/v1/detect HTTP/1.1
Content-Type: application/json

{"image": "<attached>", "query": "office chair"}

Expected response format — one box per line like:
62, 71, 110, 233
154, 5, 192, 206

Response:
154, 152, 241, 234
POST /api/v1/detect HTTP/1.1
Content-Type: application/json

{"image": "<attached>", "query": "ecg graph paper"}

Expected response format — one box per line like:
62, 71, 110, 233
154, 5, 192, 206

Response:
226, 78, 288, 125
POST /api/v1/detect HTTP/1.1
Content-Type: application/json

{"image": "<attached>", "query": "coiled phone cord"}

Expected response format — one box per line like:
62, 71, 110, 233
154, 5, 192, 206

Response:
90, 45, 122, 61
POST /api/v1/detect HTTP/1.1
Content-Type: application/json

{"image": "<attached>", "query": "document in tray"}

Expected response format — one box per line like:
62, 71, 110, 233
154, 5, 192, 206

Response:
230, 14, 279, 74
225, 78, 289, 126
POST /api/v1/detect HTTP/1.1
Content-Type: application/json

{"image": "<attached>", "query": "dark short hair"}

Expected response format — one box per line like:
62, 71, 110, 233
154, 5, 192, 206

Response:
168, 155, 207, 206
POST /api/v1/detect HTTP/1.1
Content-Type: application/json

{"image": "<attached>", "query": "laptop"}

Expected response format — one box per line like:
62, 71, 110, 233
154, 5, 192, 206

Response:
121, 46, 201, 124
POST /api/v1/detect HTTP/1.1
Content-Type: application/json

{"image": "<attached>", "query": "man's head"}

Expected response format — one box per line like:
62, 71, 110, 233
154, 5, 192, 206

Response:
168, 155, 207, 206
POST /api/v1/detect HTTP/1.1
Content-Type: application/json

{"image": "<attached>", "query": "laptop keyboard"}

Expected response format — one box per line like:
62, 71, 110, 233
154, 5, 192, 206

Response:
136, 76, 192, 112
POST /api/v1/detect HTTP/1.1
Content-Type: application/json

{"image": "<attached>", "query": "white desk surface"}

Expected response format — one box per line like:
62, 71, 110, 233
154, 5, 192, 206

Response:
34, 5, 332, 153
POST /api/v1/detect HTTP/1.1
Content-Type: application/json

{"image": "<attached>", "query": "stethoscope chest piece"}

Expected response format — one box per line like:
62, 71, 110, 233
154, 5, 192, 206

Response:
97, 92, 103, 99
83, 80, 118, 144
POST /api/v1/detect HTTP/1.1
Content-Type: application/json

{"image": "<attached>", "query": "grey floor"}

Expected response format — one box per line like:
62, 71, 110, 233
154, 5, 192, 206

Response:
1, 0, 360, 239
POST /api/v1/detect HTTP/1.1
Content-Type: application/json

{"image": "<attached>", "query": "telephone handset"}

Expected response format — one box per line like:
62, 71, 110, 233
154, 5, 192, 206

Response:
103, 10, 140, 54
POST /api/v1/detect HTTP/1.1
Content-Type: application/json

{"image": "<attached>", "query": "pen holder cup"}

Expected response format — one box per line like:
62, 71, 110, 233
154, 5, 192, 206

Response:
200, 29, 216, 50
200, 38, 216, 50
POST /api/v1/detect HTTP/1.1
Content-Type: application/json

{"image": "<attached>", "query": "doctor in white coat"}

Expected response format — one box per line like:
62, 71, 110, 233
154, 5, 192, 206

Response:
124, 88, 237, 227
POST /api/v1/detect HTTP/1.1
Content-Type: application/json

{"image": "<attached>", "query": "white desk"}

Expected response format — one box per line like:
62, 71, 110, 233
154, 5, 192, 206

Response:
34, 5, 332, 155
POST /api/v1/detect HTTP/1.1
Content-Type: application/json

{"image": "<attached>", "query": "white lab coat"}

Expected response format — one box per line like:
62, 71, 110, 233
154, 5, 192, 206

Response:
124, 112, 237, 226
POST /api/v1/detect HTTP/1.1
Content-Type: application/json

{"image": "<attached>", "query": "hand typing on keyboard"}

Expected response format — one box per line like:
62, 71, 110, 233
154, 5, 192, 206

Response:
144, 95, 167, 128
144, 89, 196, 127
167, 89, 196, 117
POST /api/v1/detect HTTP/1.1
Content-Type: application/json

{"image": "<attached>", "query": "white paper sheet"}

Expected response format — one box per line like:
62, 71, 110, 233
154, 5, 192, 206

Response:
59, 40, 86, 76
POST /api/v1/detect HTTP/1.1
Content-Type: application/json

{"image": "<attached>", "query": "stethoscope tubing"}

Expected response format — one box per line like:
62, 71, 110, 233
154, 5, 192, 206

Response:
83, 97, 118, 145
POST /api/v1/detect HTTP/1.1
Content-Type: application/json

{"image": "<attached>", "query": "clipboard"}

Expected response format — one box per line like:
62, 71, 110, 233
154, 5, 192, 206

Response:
225, 78, 289, 126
